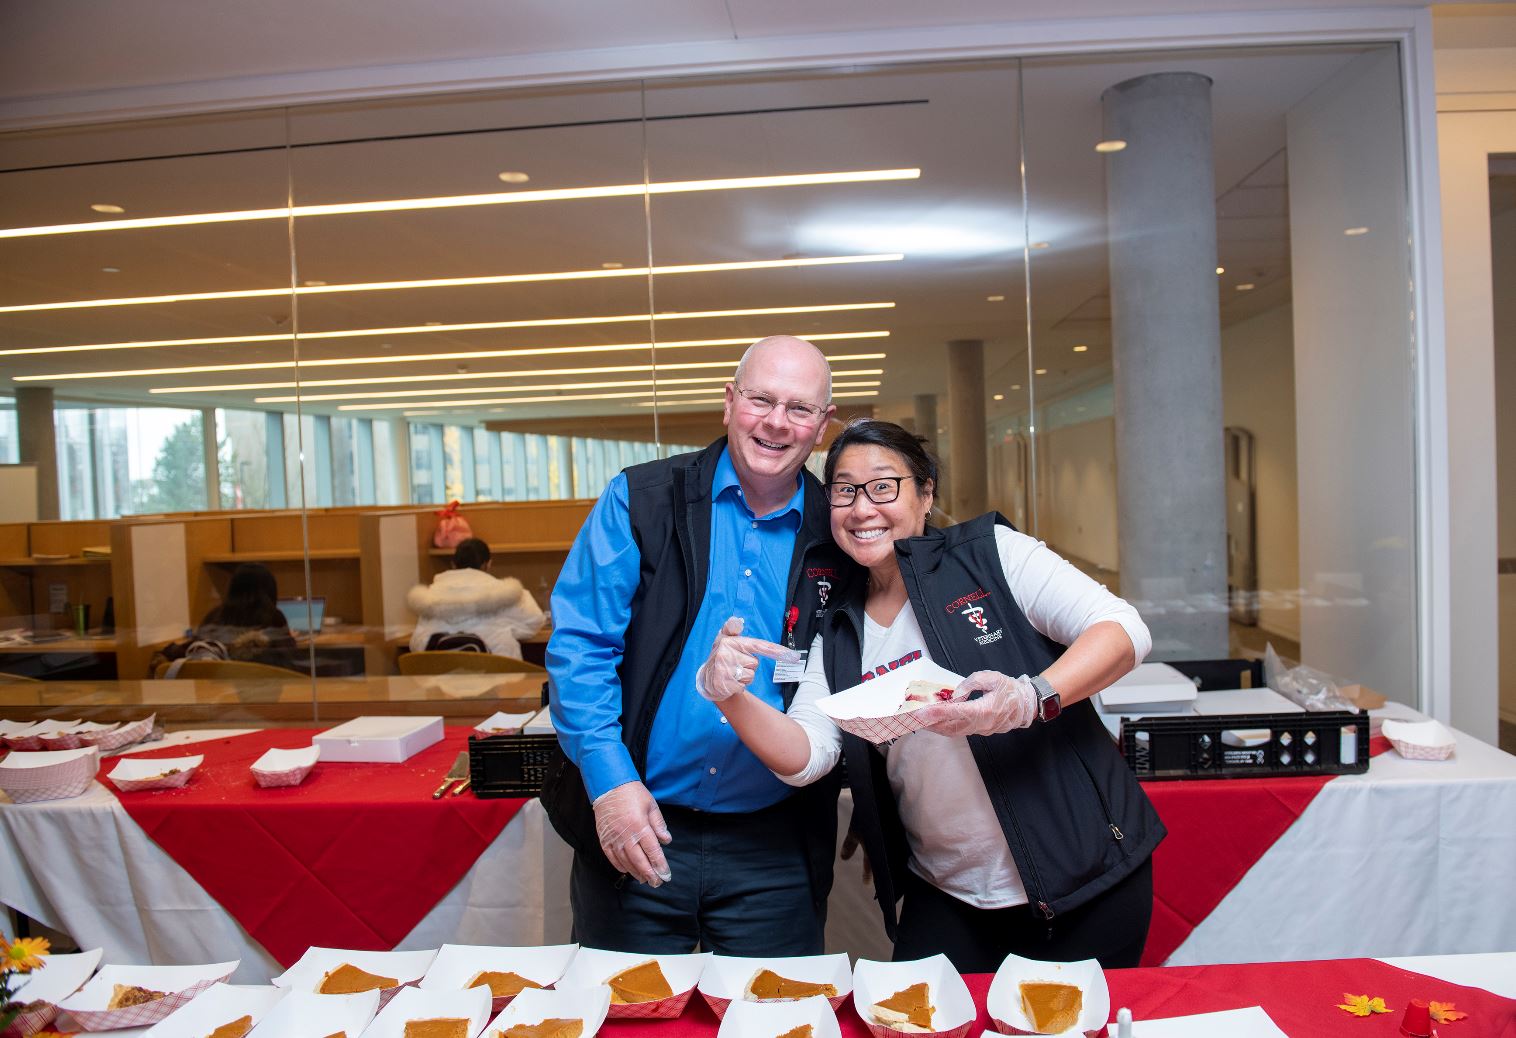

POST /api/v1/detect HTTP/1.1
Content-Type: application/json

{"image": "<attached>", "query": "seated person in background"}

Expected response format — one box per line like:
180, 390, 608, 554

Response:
157, 562, 302, 671
407, 537, 546, 658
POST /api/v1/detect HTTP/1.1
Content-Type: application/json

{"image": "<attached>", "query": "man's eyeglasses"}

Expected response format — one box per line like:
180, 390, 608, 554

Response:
732, 381, 827, 425
824, 477, 909, 508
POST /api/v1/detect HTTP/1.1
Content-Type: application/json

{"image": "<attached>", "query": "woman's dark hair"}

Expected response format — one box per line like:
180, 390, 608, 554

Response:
452, 537, 492, 571
823, 417, 939, 492
205, 562, 284, 629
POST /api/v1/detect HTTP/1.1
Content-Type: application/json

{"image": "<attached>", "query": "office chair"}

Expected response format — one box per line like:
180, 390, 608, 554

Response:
157, 659, 303, 680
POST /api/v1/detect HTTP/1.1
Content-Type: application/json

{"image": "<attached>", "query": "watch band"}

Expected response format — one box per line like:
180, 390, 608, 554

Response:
1029, 673, 1061, 722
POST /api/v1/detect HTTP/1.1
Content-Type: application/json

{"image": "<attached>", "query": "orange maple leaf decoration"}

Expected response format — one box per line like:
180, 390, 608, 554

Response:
1430, 1001, 1469, 1023
1336, 993, 1392, 1017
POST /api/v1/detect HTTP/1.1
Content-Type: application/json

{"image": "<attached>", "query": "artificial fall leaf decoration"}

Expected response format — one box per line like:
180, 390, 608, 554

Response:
1336, 993, 1392, 1017
1429, 1001, 1468, 1023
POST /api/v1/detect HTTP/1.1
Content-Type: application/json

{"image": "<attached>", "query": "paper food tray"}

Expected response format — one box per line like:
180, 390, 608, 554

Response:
0, 745, 100, 803
1381, 718, 1457, 761
716, 995, 842, 1038
5, 720, 82, 751
56, 960, 238, 1031
250, 745, 319, 788
272, 946, 437, 1010
246, 989, 380, 1038
557, 947, 710, 1019
139, 982, 286, 1037
853, 955, 975, 1038
420, 943, 577, 1014
818, 659, 967, 744
107, 754, 203, 792
985, 953, 1109, 1037
0, 948, 102, 1037
1102, 1006, 1286, 1037
39, 722, 117, 751
475, 710, 539, 735
699, 953, 853, 1019
485, 985, 613, 1038
363, 983, 493, 1038
83, 714, 157, 752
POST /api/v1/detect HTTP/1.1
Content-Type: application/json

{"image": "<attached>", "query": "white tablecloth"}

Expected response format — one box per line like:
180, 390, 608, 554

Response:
4, 729, 1515, 984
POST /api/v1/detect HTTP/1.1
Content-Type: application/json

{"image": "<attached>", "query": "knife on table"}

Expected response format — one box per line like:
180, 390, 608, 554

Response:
432, 751, 469, 799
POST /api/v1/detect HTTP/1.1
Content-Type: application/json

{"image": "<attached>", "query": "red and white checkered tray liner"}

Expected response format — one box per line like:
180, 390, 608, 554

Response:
818, 660, 967, 745
0, 746, 99, 803
4, 721, 84, 751
250, 744, 319, 788
0, 949, 104, 1037
418, 942, 578, 1016
484, 985, 612, 1038
557, 947, 710, 1021
271, 946, 437, 1013
107, 754, 202, 792
699, 954, 853, 1019
58, 970, 235, 1031
1, 998, 60, 1038
81, 714, 156, 752
852, 955, 975, 1038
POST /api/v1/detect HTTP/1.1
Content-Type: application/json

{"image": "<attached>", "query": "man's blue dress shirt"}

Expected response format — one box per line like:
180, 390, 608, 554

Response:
547, 447, 804, 812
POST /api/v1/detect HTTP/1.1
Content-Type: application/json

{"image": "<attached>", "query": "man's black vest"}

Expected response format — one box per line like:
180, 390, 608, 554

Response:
541, 438, 852, 909
824, 512, 1165, 935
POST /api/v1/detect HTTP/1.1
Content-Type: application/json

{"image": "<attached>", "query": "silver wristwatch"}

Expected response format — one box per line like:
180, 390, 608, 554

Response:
1029, 673, 1062, 723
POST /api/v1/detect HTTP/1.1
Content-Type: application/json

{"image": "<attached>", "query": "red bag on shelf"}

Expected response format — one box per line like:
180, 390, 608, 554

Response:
432, 500, 473, 548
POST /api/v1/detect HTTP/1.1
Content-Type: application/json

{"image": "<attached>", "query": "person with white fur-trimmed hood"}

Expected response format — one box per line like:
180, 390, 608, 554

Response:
407, 536, 546, 658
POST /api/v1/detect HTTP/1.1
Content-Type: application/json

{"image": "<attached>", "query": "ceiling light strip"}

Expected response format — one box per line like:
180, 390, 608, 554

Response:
0, 169, 921, 240
338, 381, 883, 412
15, 332, 888, 382
146, 353, 889, 395
0, 254, 903, 315
0, 301, 896, 358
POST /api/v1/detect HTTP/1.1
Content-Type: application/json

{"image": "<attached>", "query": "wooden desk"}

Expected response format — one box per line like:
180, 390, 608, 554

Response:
0, 633, 118, 680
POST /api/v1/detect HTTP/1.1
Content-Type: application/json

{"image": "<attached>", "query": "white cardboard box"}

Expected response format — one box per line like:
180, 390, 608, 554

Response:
314, 716, 444, 763
1095, 662, 1199, 712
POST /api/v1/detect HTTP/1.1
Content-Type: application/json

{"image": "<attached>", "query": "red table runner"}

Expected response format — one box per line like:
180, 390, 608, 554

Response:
103, 727, 525, 966
1138, 736, 1392, 966
609, 961, 1512, 1038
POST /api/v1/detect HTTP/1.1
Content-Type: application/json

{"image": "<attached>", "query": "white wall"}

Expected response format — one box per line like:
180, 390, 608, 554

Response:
1220, 303, 1300, 642
1434, 37, 1516, 740
1286, 47, 1419, 708
1038, 417, 1118, 572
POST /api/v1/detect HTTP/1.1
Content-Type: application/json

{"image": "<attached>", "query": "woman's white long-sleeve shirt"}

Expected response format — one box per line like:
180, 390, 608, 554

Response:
776, 524, 1151, 908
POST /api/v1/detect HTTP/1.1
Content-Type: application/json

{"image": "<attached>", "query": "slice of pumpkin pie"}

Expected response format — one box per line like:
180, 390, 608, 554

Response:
604, 959, 673, 1004
403, 1020, 470, 1038
870, 982, 935, 1032
499, 1018, 585, 1038
469, 970, 544, 999
317, 962, 398, 994
745, 969, 838, 1001
203, 1017, 254, 1038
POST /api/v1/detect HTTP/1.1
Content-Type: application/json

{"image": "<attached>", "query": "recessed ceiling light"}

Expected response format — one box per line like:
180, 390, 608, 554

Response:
1072, 345, 1088, 353
497, 171, 530, 183
1034, 368, 1048, 375
601, 262, 623, 269
993, 394, 1005, 401
1235, 283, 1256, 291
1344, 227, 1370, 236
1094, 140, 1127, 153
1011, 384, 1021, 390
90, 203, 125, 214
986, 294, 1005, 302
302, 279, 327, 287
1030, 241, 1051, 250
425, 321, 442, 326
100, 266, 121, 274
1216, 266, 1225, 275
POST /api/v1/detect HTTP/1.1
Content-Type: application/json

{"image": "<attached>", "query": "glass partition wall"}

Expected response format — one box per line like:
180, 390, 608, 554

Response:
0, 41, 1421, 725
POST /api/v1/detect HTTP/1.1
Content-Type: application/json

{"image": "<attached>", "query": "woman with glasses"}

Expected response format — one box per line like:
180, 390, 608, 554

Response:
695, 418, 1163, 972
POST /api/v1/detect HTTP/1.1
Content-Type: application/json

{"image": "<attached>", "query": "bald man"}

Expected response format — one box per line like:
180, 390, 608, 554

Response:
545, 336, 854, 953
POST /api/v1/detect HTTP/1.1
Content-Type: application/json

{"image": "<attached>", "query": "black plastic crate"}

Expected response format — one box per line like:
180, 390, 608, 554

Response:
1121, 710, 1370, 780
468, 732, 560, 797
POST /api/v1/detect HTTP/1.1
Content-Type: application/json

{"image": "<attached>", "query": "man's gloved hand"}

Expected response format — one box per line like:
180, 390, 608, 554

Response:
694, 616, 801, 702
592, 780, 673, 886
913, 670, 1038, 738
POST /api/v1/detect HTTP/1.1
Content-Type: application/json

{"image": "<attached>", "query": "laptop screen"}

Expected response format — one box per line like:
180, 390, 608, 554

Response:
277, 597, 326, 634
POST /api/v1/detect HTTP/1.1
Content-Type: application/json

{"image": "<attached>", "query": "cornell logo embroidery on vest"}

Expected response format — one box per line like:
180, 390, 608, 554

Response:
957, 599, 1005, 646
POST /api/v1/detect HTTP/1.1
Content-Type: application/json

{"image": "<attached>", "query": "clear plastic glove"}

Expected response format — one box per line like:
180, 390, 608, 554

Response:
913, 670, 1038, 738
592, 780, 673, 886
694, 616, 801, 703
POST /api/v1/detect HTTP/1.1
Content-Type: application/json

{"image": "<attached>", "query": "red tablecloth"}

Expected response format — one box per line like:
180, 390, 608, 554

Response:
611, 961, 1513, 1038
1138, 736, 1393, 965
103, 727, 525, 966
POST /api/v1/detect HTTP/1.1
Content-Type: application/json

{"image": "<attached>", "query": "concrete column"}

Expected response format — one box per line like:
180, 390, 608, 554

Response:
16, 387, 59, 520
914, 392, 943, 509
1103, 71, 1229, 658
946, 339, 987, 519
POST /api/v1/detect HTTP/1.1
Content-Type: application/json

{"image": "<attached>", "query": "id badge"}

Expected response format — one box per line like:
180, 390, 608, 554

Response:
772, 651, 809, 684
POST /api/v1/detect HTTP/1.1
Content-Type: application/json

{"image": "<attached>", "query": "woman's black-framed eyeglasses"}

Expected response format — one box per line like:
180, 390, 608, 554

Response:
824, 477, 909, 508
